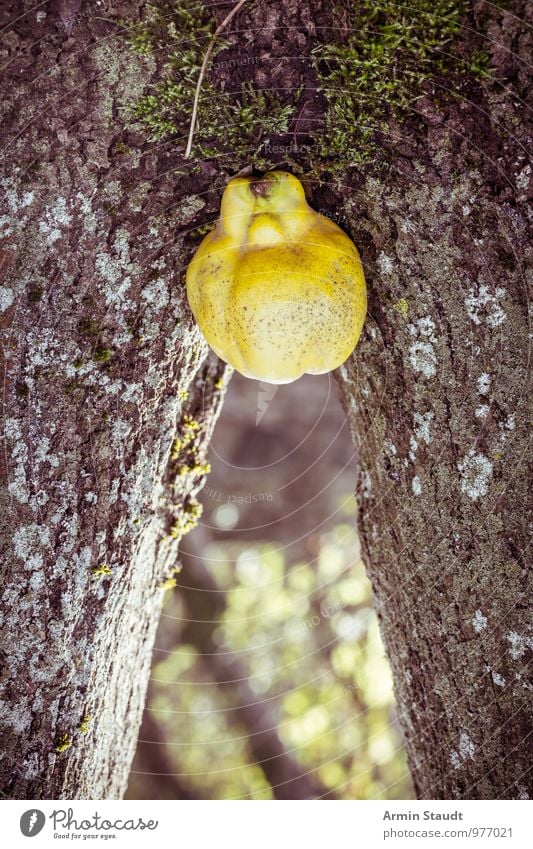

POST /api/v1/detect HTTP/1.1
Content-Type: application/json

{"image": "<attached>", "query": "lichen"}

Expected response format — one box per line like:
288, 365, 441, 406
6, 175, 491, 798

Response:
393, 298, 409, 318
458, 450, 493, 501
78, 715, 92, 734
90, 563, 112, 580
54, 732, 73, 753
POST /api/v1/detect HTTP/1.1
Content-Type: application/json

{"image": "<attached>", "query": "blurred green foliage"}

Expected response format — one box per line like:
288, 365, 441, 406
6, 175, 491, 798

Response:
129, 496, 412, 800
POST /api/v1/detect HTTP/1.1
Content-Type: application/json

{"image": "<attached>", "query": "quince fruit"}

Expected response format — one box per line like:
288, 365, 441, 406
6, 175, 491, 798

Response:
186, 171, 367, 384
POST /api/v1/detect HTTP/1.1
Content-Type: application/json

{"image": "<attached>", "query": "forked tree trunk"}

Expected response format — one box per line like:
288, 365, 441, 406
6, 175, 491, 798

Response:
1, 0, 530, 801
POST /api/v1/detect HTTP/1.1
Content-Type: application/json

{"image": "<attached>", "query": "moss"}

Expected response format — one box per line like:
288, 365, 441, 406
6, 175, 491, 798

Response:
91, 563, 112, 580
311, 0, 482, 167
79, 317, 100, 337
112, 141, 133, 156
93, 346, 113, 364
123, 1, 296, 165
15, 382, 29, 398
469, 49, 493, 78
27, 285, 43, 304
54, 733, 73, 753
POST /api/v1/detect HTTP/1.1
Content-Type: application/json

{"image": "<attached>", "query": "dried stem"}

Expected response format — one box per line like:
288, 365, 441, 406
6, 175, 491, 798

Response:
184, 0, 248, 159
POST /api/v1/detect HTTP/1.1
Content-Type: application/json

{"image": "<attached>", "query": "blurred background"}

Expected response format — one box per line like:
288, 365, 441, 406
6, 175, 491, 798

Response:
126, 372, 413, 800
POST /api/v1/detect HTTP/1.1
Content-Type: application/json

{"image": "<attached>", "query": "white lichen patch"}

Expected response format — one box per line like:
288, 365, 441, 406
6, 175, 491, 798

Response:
4, 417, 30, 504
95, 227, 138, 310
450, 750, 461, 770
33, 437, 60, 469
465, 283, 507, 328
13, 523, 51, 561
459, 732, 475, 761
39, 197, 72, 245
414, 411, 434, 445
477, 373, 491, 395
475, 404, 489, 419
360, 471, 372, 500
458, 450, 493, 501
176, 194, 206, 223
412, 475, 422, 496
410, 410, 434, 459
111, 418, 132, 452
490, 670, 506, 687
0, 286, 14, 312
0, 172, 35, 238
141, 278, 170, 309
506, 631, 533, 660
377, 252, 394, 275
472, 609, 488, 633
408, 316, 437, 378
76, 191, 97, 234
516, 163, 531, 192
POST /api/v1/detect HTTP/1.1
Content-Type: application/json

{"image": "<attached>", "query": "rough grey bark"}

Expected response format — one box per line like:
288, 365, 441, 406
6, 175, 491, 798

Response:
335, 2, 532, 800
0, 2, 227, 798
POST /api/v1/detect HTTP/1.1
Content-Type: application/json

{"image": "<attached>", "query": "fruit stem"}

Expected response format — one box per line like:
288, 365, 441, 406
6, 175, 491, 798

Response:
184, 0, 248, 159
249, 178, 272, 199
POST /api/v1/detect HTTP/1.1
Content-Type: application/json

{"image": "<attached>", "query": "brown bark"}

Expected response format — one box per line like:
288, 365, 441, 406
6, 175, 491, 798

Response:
0, 2, 227, 798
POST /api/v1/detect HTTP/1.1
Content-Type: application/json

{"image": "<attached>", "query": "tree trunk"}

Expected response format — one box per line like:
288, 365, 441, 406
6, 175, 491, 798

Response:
335, 2, 531, 800
0, 3, 227, 798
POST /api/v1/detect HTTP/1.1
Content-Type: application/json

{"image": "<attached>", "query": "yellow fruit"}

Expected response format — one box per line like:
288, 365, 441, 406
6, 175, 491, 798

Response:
186, 171, 367, 384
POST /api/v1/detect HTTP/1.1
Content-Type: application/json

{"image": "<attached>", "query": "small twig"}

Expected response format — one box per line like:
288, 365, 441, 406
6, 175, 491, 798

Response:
184, 0, 248, 159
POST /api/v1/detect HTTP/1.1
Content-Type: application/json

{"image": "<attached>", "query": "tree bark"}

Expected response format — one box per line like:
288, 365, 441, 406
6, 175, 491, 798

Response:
0, 3, 227, 798
335, 1, 532, 800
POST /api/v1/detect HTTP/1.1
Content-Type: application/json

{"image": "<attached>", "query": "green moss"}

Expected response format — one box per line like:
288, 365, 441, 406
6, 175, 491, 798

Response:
469, 49, 492, 78
93, 346, 113, 364
124, 1, 296, 165
312, 0, 479, 166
